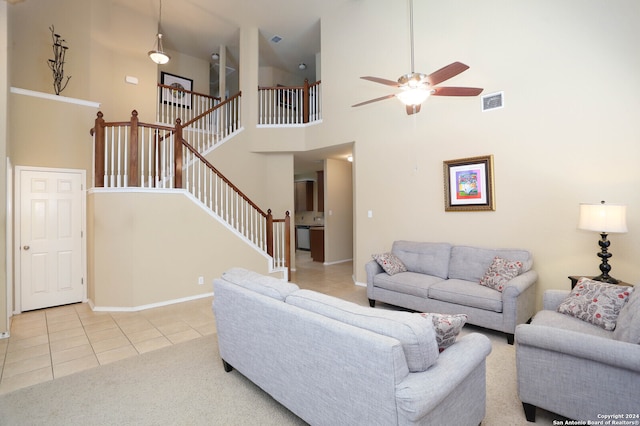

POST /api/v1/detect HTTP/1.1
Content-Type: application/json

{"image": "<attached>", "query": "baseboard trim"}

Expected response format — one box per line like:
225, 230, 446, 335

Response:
323, 258, 353, 266
88, 292, 214, 312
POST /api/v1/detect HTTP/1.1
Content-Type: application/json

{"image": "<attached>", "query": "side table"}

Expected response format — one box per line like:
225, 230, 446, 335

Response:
568, 276, 633, 289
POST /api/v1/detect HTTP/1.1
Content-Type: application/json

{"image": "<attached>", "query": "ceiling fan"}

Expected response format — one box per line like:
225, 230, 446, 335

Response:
352, 0, 483, 115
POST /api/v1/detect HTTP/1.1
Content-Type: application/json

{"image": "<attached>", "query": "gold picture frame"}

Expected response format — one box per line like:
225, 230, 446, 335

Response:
443, 155, 495, 212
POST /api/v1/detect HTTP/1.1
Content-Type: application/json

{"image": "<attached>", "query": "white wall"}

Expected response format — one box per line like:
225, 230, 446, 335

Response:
89, 191, 276, 309
325, 158, 353, 264
314, 0, 640, 306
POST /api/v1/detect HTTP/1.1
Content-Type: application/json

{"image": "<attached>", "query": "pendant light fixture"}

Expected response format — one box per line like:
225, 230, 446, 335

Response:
148, 0, 170, 65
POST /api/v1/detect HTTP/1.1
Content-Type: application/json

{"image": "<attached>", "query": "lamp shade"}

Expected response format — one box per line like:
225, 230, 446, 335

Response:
578, 203, 628, 233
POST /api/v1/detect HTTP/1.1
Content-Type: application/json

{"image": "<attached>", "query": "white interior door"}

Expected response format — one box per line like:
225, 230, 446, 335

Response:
18, 168, 85, 312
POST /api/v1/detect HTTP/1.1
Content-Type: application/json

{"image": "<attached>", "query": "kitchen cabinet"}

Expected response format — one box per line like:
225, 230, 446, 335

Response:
310, 227, 324, 262
295, 181, 313, 212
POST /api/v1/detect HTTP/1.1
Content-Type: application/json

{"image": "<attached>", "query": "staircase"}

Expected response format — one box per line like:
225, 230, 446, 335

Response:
90, 89, 291, 278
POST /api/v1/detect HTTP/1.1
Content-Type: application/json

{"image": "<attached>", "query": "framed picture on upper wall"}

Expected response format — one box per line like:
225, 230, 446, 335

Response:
161, 72, 193, 109
443, 155, 495, 211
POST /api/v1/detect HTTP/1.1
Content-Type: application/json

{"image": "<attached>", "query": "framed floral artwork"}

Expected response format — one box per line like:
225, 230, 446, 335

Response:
443, 155, 495, 211
160, 72, 193, 109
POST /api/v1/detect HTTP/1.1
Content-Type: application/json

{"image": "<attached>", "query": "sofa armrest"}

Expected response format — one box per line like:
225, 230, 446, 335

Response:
501, 270, 538, 334
502, 270, 537, 297
365, 259, 383, 286
543, 289, 570, 311
516, 323, 640, 372
395, 333, 492, 418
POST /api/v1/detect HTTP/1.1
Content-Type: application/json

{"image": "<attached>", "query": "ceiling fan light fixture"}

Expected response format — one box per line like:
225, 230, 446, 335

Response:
398, 72, 428, 88
397, 87, 431, 106
352, 0, 483, 114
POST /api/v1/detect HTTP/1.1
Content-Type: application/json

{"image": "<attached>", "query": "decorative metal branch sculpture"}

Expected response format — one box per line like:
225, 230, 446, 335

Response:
47, 25, 71, 95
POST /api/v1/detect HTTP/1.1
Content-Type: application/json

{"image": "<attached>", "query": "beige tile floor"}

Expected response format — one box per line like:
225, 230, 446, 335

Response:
0, 251, 361, 395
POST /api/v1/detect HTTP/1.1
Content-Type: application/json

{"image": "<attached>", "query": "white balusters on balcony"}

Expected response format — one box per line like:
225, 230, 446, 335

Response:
258, 80, 322, 126
156, 85, 242, 153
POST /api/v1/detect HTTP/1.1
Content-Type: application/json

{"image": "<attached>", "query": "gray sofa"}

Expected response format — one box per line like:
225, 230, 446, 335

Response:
516, 288, 640, 422
366, 241, 537, 344
213, 267, 492, 426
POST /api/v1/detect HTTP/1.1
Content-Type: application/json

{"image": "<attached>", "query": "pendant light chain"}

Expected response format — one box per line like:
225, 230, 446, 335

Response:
148, 0, 170, 64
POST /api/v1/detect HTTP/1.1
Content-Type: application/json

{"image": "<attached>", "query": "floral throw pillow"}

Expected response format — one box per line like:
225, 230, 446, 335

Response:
557, 277, 634, 331
372, 252, 407, 276
416, 312, 467, 352
479, 256, 523, 292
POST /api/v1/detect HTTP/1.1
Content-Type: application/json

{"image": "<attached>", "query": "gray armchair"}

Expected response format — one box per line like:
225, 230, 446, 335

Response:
515, 289, 640, 422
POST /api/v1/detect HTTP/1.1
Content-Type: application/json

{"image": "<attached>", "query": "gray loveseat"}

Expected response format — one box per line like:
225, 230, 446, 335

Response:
213, 267, 492, 426
516, 288, 640, 422
366, 241, 537, 344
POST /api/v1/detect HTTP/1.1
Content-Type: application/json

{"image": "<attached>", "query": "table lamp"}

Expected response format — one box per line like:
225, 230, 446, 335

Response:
578, 201, 628, 284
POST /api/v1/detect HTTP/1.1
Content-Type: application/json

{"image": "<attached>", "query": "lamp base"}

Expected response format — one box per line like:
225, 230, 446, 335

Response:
590, 274, 620, 285
592, 232, 620, 285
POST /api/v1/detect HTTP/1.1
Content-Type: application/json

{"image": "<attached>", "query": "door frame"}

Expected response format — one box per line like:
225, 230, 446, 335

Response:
13, 166, 87, 314
4, 158, 12, 336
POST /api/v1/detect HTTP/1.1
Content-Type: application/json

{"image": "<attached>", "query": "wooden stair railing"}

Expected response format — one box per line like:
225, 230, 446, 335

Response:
258, 79, 321, 125
90, 95, 290, 277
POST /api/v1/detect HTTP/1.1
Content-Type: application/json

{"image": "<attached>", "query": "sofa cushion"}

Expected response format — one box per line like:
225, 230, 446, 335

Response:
531, 309, 613, 340
557, 278, 634, 331
416, 313, 467, 352
391, 241, 452, 279
221, 267, 299, 301
286, 289, 440, 372
372, 252, 407, 275
373, 272, 444, 298
479, 256, 523, 292
429, 279, 503, 313
448, 245, 532, 283
613, 285, 640, 344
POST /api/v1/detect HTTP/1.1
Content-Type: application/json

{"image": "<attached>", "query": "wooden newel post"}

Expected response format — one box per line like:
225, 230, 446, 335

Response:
266, 209, 274, 257
128, 110, 139, 187
91, 111, 106, 187
303, 79, 310, 124
284, 211, 291, 280
174, 118, 183, 189
234, 92, 241, 131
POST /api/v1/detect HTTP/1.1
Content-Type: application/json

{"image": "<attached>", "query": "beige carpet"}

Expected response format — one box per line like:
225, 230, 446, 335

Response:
0, 328, 557, 425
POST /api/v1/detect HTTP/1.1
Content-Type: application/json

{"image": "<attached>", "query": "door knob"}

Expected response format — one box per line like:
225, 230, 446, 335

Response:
23, 245, 30, 250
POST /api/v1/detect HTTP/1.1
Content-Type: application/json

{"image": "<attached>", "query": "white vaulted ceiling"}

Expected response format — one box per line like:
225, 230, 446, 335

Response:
113, 0, 351, 79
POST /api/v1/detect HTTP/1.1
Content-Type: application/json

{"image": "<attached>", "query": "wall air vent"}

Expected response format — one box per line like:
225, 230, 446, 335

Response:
481, 91, 504, 112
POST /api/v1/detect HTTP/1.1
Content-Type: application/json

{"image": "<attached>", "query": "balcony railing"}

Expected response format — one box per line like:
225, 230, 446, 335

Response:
258, 79, 321, 126
156, 84, 242, 154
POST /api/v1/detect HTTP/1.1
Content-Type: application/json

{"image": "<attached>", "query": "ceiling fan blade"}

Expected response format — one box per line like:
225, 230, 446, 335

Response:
351, 95, 395, 107
406, 104, 421, 115
352, 94, 396, 108
360, 76, 401, 87
427, 62, 470, 86
431, 87, 484, 96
